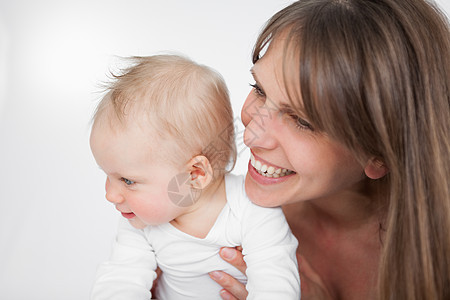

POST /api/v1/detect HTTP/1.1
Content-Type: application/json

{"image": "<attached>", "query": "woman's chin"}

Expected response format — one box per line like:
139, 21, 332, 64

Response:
244, 173, 289, 208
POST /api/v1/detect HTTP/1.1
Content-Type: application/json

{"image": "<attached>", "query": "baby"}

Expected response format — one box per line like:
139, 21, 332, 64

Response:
89, 55, 300, 299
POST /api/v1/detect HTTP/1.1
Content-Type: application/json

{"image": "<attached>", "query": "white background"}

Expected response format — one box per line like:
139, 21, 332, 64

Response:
0, 1, 448, 299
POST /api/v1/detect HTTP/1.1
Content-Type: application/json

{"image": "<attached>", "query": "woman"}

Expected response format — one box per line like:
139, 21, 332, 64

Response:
209, 0, 450, 299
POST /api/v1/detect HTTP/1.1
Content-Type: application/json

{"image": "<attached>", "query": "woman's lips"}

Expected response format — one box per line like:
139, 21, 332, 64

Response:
247, 160, 294, 185
121, 212, 136, 219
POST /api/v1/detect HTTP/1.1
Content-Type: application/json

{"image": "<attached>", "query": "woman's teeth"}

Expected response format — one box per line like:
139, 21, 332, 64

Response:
250, 153, 294, 178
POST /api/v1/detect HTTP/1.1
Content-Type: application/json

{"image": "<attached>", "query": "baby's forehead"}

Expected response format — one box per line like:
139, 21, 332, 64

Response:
96, 110, 189, 156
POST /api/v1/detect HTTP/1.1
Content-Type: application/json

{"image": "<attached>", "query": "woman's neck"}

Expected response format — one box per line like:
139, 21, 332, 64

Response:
284, 179, 383, 230
283, 179, 384, 300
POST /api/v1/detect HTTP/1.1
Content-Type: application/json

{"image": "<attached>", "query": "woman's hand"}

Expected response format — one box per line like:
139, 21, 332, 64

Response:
150, 267, 162, 296
209, 247, 248, 300
298, 254, 334, 300
211, 247, 333, 300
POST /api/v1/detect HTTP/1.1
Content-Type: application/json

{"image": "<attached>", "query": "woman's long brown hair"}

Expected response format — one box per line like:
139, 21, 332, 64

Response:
253, 0, 450, 298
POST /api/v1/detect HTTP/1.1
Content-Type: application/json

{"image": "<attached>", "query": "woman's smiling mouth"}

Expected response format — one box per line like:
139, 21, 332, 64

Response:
250, 152, 295, 177
248, 151, 296, 185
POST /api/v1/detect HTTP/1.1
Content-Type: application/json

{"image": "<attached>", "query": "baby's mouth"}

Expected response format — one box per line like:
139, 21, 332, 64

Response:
121, 212, 135, 219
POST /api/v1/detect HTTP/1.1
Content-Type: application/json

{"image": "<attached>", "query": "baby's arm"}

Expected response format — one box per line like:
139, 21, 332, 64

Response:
90, 218, 157, 300
241, 203, 300, 299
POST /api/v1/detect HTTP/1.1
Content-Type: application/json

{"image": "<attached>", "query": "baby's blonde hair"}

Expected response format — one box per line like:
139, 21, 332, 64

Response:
94, 55, 236, 176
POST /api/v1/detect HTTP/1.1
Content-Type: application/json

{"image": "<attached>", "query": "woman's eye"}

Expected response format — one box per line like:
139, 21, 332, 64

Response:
290, 114, 314, 131
249, 83, 266, 98
121, 177, 135, 186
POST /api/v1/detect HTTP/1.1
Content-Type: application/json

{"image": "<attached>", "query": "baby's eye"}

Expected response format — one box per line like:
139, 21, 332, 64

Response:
249, 83, 266, 98
121, 177, 135, 186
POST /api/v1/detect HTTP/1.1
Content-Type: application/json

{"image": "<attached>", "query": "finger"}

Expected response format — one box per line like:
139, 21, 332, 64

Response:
150, 267, 162, 295
209, 271, 248, 300
219, 289, 238, 300
219, 247, 247, 274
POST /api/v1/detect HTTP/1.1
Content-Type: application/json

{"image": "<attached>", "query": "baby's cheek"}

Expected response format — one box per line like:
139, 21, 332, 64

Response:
138, 201, 172, 225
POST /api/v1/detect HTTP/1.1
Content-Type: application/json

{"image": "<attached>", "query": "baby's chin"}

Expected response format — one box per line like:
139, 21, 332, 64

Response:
129, 218, 147, 229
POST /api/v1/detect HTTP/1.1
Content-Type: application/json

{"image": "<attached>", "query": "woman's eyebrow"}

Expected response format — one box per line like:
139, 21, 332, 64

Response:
279, 103, 294, 112
278, 103, 298, 116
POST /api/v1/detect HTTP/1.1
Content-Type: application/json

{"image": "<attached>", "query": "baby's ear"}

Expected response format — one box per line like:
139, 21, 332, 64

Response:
186, 155, 213, 189
364, 157, 389, 179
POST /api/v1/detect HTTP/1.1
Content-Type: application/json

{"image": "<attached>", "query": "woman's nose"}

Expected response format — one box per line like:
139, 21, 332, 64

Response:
241, 91, 278, 149
105, 177, 124, 204
241, 91, 256, 127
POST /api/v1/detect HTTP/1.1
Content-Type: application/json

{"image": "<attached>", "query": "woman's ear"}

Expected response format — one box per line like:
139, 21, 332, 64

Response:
364, 157, 389, 179
185, 155, 213, 189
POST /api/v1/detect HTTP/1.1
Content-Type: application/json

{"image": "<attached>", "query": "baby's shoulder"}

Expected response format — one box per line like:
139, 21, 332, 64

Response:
224, 173, 249, 210
224, 173, 282, 220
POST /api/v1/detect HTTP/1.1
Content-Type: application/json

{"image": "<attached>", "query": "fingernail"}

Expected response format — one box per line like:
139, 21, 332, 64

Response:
221, 248, 236, 260
209, 271, 223, 280
220, 290, 232, 300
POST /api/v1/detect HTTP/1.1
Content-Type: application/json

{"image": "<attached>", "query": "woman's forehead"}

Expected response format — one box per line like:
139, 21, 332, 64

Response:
254, 38, 304, 105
